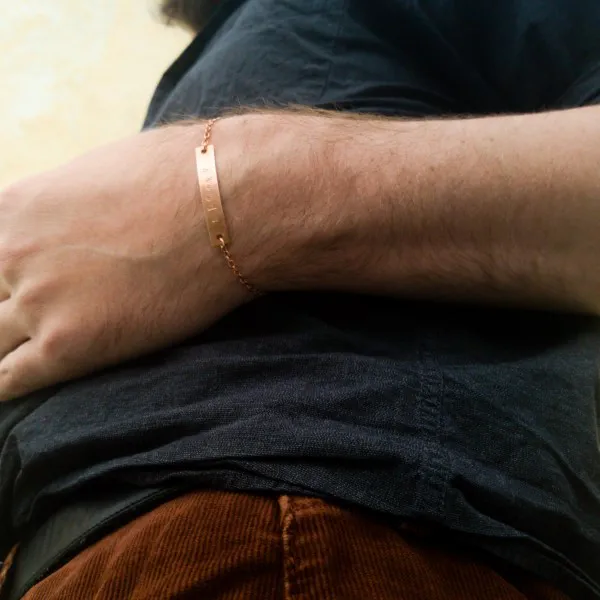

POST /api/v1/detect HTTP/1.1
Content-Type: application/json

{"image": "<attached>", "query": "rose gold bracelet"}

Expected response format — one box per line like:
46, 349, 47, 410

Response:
195, 119, 260, 295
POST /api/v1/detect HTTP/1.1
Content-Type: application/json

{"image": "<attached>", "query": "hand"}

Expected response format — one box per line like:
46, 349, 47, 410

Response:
0, 123, 252, 402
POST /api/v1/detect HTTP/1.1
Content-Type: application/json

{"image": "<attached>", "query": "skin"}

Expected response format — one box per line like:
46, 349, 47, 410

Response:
1, 0, 600, 402
0, 106, 599, 402
217, 108, 600, 314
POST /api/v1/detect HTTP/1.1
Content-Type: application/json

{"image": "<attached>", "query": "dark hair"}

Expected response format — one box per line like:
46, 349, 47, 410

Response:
159, 0, 220, 33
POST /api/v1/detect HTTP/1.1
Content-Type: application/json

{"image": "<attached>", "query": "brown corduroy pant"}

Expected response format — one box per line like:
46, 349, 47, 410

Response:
22, 490, 569, 600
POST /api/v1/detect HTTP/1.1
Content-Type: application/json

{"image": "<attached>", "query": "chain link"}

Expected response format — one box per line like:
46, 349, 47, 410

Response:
218, 236, 260, 295
202, 119, 261, 295
200, 118, 217, 154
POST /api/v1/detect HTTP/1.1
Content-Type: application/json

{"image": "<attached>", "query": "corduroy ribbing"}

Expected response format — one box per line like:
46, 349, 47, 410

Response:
22, 491, 569, 600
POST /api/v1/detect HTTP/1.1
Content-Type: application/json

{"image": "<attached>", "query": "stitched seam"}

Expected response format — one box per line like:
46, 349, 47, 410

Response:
279, 495, 297, 600
414, 329, 447, 518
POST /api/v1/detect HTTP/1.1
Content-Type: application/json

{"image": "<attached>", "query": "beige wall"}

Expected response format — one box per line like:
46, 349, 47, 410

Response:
0, 0, 191, 187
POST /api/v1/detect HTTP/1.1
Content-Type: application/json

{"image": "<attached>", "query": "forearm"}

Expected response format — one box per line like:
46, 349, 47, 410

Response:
217, 107, 600, 314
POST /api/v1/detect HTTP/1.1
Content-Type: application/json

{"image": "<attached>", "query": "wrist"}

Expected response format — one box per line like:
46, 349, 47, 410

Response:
213, 111, 382, 293
211, 113, 306, 293
157, 120, 251, 309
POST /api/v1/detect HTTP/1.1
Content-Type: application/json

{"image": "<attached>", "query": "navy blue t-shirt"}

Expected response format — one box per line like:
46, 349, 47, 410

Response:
1, 1, 600, 597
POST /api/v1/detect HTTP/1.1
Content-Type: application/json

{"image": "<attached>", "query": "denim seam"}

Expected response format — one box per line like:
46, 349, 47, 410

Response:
414, 330, 447, 518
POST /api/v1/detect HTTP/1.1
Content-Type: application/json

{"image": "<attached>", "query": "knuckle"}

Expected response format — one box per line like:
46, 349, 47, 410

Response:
14, 279, 56, 318
38, 328, 69, 362
15, 283, 44, 311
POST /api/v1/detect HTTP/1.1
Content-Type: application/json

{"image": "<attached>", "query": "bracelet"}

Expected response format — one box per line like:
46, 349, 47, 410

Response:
195, 119, 260, 295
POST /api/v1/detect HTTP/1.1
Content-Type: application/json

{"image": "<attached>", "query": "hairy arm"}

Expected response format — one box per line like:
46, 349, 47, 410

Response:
215, 106, 600, 314
1, 105, 598, 401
